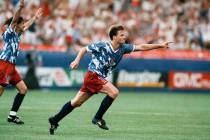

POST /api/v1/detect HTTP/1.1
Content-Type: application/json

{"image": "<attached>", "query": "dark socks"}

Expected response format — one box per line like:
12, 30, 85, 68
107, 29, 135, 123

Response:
94, 95, 114, 120
53, 102, 74, 123
11, 93, 25, 112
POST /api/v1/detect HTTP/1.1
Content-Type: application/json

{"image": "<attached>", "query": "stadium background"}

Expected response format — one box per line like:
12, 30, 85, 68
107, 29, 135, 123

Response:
0, 0, 210, 140
1, 0, 210, 91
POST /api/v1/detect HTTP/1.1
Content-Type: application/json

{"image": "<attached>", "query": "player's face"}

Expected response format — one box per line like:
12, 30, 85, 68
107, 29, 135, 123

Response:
115, 30, 127, 44
17, 21, 25, 33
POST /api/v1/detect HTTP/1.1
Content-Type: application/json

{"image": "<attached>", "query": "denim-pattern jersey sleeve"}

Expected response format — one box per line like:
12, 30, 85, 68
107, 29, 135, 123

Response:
122, 44, 135, 54
86, 43, 94, 53
86, 41, 106, 54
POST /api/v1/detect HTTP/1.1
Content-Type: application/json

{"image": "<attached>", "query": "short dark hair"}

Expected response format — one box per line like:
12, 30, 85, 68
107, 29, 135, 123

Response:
4, 16, 24, 26
108, 24, 125, 40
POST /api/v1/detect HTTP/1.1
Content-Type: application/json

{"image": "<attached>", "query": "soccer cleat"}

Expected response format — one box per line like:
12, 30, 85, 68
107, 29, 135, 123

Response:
92, 118, 109, 130
7, 115, 24, 125
48, 117, 59, 135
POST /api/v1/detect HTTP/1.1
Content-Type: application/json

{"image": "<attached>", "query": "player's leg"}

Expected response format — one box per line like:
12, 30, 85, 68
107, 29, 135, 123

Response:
92, 81, 119, 130
0, 85, 5, 97
49, 91, 93, 135
0, 61, 6, 97
8, 79, 27, 125
51, 91, 93, 123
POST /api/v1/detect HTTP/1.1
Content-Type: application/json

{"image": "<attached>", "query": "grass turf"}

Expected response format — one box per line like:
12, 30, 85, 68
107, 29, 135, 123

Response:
0, 90, 210, 140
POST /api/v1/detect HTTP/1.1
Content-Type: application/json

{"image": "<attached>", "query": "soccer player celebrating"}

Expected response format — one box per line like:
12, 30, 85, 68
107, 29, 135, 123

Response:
48, 24, 172, 134
0, 0, 42, 124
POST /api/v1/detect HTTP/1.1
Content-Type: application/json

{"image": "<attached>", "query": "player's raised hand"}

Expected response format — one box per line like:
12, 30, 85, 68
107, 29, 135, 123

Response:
162, 41, 173, 49
70, 60, 79, 69
19, 0, 25, 8
35, 8, 43, 19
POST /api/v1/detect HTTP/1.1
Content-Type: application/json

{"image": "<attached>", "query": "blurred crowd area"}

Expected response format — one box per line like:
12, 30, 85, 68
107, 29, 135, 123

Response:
0, 0, 210, 53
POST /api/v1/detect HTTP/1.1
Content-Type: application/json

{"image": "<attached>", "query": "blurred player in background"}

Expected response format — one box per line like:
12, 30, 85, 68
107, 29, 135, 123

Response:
0, 0, 42, 124
48, 24, 172, 134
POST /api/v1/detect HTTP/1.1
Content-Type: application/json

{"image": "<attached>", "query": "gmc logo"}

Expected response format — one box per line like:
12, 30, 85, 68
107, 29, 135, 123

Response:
172, 72, 210, 89
174, 73, 202, 88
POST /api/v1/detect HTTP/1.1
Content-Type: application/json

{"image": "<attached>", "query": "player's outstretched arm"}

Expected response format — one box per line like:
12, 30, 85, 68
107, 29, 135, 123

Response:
134, 42, 172, 51
23, 8, 43, 31
11, 0, 25, 28
70, 47, 87, 69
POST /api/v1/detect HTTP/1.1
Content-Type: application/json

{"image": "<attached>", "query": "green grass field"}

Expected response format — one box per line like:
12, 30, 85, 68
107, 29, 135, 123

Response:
0, 90, 210, 140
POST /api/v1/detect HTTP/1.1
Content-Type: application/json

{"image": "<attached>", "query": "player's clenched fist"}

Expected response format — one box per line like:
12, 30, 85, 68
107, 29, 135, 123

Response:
70, 60, 79, 69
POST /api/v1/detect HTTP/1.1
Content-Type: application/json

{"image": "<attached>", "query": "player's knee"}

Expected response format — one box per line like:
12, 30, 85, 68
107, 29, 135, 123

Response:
110, 89, 119, 99
0, 87, 4, 96
19, 86, 28, 95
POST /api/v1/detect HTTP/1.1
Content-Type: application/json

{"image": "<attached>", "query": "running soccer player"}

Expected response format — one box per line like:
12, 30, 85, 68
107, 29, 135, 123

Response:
48, 24, 172, 134
0, 0, 42, 124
